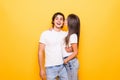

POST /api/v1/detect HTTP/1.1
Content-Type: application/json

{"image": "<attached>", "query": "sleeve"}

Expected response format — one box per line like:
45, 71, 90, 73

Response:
39, 32, 46, 44
69, 34, 78, 44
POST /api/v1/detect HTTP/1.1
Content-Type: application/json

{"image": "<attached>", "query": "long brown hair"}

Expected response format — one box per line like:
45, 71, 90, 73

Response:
65, 14, 80, 46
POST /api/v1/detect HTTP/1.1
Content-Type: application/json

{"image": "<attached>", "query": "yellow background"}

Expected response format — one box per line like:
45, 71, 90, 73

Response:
0, 0, 120, 80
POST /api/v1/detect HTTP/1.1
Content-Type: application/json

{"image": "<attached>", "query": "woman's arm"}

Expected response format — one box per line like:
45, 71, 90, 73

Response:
64, 43, 78, 64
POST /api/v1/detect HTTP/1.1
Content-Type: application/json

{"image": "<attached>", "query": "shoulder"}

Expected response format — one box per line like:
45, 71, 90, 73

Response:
70, 33, 77, 38
40, 30, 52, 38
70, 33, 78, 40
61, 30, 67, 35
69, 33, 78, 43
41, 30, 51, 35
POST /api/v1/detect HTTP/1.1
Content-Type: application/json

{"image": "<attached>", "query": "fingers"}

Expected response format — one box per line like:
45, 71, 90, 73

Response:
65, 46, 73, 52
40, 70, 46, 80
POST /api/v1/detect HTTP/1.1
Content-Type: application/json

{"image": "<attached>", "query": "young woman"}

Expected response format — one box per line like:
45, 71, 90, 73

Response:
63, 14, 80, 80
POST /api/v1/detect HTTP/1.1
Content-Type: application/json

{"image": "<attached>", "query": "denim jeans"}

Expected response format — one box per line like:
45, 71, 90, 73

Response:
46, 64, 68, 80
64, 58, 79, 80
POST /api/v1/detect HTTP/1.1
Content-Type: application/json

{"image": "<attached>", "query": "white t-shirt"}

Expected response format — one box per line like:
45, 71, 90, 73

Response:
39, 30, 67, 67
62, 33, 78, 57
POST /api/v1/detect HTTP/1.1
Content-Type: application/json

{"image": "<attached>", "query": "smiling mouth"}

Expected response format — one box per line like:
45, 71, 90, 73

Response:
56, 22, 61, 25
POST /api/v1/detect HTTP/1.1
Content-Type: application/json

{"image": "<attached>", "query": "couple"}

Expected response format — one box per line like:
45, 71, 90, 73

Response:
38, 12, 80, 80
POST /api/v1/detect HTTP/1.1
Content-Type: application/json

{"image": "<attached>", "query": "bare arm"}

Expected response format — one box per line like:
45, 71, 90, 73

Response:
64, 43, 78, 64
38, 43, 46, 80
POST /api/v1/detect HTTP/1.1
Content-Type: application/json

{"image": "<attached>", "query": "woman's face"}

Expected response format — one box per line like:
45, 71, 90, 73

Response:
53, 15, 64, 28
64, 19, 68, 27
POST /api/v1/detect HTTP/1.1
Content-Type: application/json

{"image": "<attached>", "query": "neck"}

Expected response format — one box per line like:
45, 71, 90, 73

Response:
53, 26, 61, 32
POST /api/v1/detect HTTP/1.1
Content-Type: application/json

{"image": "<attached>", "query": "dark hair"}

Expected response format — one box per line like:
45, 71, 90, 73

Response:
51, 12, 65, 28
65, 14, 80, 47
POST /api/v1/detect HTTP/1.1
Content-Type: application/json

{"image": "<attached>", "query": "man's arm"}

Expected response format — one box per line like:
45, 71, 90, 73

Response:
38, 43, 46, 80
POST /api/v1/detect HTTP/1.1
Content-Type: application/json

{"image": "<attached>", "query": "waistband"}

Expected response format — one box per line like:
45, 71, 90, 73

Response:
46, 64, 64, 68
63, 56, 76, 60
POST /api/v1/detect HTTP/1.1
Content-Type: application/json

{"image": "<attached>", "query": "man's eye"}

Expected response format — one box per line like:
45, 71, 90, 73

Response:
60, 18, 63, 20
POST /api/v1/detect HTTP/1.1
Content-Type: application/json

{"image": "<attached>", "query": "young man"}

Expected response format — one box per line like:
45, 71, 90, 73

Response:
38, 12, 68, 80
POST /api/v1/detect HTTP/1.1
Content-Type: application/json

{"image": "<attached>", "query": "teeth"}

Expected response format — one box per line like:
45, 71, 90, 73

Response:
57, 22, 60, 24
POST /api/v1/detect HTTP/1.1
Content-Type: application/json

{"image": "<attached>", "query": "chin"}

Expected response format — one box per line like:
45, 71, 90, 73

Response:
56, 26, 62, 29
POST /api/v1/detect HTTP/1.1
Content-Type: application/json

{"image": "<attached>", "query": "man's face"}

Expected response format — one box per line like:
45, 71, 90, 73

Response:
53, 15, 64, 28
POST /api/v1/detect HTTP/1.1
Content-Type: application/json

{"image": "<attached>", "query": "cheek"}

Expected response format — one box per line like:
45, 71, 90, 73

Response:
60, 21, 64, 25
54, 20, 57, 24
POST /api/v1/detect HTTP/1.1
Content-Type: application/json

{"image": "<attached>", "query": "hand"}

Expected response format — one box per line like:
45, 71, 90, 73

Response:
49, 27, 53, 31
40, 69, 46, 80
64, 59, 68, 64
65, 46, 73, 53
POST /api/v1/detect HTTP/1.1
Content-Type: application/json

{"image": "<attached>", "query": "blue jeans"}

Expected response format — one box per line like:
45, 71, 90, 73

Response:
46, 64, 68, 80
64, 57, 79, 80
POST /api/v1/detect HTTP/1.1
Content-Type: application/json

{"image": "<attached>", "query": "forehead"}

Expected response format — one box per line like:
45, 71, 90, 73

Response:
55, 15, 63, 18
